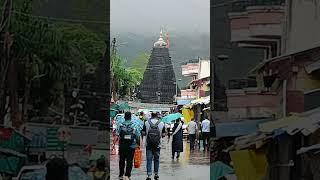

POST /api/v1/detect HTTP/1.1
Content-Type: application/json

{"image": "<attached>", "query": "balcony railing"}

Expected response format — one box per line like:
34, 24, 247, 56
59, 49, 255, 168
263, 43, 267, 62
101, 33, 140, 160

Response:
231, 0, 285, 12
228, 78, 257, 89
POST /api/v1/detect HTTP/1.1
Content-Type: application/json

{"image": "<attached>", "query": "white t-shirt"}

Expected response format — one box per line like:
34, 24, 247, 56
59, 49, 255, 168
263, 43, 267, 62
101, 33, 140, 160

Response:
187, 121, 198, 135
143, 118, 165, 148
201, 119, 210, 133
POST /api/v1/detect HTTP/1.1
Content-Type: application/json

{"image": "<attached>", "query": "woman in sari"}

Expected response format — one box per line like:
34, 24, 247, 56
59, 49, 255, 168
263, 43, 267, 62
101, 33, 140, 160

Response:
171, 118, 183, 159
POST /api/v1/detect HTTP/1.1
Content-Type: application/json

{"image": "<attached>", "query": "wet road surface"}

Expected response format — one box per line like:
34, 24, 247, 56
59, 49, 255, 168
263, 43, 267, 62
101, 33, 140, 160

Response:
110, 137, 210, 180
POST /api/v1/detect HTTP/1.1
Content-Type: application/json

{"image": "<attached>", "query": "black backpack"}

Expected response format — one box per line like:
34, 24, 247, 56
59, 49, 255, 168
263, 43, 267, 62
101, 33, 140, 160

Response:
146, 119, 161, 149
119, 122, 135, 147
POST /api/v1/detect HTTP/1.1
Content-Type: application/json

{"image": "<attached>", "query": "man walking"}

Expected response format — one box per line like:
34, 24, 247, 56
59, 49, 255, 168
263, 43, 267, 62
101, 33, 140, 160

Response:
201, 115, 210, 151
187, 118, 198, 151
116, 112, 140, 180
142, 112, 166, 180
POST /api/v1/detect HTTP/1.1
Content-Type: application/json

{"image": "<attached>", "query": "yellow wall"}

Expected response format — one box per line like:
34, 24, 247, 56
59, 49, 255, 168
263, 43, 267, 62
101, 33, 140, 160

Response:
292, 69, 320, 92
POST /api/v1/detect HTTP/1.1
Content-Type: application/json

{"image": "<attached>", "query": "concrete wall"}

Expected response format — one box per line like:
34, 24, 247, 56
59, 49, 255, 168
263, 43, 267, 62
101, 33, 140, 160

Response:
198, 60, 210, 79
285, 0, 320, 54
227, 107, 277, 119
226, 90, 279, 120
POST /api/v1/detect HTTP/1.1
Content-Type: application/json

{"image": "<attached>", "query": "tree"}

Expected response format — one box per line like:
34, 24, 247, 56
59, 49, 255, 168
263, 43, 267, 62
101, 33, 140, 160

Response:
131, 53, 150, 75
55, 23, 105, 65
0, 0, 106, 126
120, 68, 143, 97
111, 54, 143, 99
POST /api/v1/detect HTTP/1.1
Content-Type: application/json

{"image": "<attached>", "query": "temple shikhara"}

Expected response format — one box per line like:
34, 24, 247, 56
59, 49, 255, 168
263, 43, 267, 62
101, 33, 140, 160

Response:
139, 30, 177, 104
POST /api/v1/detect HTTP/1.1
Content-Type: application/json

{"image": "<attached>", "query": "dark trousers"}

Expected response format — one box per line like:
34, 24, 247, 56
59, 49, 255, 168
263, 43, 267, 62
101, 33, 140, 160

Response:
189, 134, 196, 150
119, 146, 135, 177
202, 132, 210, 150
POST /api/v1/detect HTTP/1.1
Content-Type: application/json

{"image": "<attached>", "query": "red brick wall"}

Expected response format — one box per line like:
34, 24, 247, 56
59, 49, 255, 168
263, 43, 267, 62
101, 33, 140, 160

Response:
230, 17, 249, 29
228, 93, 278, 108
199, 90, 206, 97
248, 12, 284, 25
286, 90, 304, 113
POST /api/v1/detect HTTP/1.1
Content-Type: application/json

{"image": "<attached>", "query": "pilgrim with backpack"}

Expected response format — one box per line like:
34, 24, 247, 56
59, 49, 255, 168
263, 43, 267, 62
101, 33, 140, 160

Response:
142, 112, 166, 180
116, 112, 140, 180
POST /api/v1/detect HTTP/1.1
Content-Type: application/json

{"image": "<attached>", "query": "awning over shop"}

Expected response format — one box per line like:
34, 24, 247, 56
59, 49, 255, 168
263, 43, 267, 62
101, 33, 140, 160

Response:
296, 143, 320, 155
259, 107, 320, 136
248, 46, 320, 76
190, 96, 210, 105
259, 115, 300, 133
305, 60, 320, 74
138, 108, 171, 112
216, 119, 272, 138
0, 147, 27, 158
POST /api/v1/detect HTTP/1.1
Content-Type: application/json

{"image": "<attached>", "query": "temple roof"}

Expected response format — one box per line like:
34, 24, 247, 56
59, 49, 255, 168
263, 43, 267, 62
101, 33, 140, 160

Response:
153, 30, 167, 48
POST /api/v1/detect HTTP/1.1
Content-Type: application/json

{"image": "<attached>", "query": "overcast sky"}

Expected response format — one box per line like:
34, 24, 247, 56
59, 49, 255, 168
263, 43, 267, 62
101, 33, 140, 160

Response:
111, 0, 210, 35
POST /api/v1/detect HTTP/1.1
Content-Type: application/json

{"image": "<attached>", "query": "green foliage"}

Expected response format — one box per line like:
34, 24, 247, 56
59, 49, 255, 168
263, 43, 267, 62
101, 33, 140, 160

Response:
131, 53, 150, 75
127, 68, 143, 85
70, 0, 109, 33
54, 23, 105, 65
6, 0, 106, 116
112, 55, 143, 98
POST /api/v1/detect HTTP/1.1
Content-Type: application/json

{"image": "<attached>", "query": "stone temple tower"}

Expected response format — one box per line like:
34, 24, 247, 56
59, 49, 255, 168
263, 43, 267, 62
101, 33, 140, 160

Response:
139, 30, 176, 104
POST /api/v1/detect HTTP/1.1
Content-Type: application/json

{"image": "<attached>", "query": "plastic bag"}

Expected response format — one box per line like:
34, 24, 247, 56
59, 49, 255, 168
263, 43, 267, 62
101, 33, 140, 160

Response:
134, 146, 142, 168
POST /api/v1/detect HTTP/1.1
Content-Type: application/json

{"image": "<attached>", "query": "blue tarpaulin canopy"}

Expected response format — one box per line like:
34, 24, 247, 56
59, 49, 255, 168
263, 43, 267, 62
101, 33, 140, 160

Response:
215, 119, 272, 138
177, 99, 192, 105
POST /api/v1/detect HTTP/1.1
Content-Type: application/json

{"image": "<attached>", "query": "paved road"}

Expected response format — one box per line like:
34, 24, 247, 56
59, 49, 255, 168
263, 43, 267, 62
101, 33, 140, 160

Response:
111, 137, 210, 180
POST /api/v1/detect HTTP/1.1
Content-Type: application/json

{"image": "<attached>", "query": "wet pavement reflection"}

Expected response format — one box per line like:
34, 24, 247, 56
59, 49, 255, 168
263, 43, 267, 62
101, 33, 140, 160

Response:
110, 137, 210, 180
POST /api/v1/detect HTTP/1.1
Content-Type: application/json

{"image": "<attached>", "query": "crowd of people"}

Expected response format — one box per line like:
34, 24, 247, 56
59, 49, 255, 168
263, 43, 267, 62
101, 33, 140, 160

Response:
42, 110, 210, 180
115, 111, 210, 180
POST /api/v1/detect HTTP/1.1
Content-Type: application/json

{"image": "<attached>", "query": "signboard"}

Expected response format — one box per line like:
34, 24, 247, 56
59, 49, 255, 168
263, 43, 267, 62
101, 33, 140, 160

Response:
47, 128, 66, 151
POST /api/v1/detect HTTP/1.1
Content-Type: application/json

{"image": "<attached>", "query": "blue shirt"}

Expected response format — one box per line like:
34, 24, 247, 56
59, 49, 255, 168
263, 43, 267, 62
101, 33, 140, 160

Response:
116, 120, 140, 149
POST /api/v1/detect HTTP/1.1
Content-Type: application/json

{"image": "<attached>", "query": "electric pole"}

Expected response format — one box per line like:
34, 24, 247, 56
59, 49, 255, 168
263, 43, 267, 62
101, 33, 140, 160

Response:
0, 0, 13, 124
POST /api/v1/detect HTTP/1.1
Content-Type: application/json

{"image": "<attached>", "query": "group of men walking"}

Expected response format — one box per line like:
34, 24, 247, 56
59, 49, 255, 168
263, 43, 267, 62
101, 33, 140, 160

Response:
116, 111, 210, 180
186, 115, 210, 151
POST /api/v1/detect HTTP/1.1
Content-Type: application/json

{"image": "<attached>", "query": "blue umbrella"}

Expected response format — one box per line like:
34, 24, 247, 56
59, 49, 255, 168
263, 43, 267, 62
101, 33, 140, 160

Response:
161, 113, 182, 123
